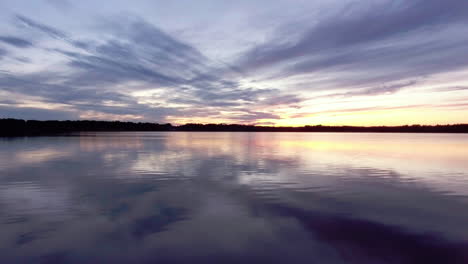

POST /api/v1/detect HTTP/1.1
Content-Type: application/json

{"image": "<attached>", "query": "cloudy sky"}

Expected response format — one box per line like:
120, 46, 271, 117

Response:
0, 0, 467, 125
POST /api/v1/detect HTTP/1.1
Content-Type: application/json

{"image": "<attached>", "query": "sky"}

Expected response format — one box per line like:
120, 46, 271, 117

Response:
0, 0, 467, 126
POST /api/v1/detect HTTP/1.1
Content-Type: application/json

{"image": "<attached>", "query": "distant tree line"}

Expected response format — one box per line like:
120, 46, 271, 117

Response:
178, 123, 468, 133
1, 118, 468, 136
0, 119, 173, 136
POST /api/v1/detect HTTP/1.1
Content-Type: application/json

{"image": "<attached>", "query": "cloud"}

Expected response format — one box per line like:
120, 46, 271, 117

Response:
2, 16, 207, 120
45, 0, 72, 11
238, 0, 468, 93
0, 105, 78, 120
4, 1, 467, 124
15, 15, 233, 92
435, 86, 468, 92
2, 130, 468, 263
15, 14, 69, 41
291, 104, 429, 119
241, 0, 468, 69
261, 94, 303, 107
0, 36, 33, 48
318, 80, 419, 99
15, 14, 90, 49
233, 111, 281, 122
0, 47, 7, 59
433, 102, 468, 110
2, 14, 296, 122
14, 56, 31, 63
0, 99, 18, 105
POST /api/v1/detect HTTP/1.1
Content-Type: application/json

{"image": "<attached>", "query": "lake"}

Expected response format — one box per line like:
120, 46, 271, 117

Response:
1, 132, 468, 263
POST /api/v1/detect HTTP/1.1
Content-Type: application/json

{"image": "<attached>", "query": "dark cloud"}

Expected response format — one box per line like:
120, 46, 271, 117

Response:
0, 71, 182, 121
0, 47, 7, 59
232, 110, 280, 123
345, 80, 418, 96
194, 87, 274, 103
15, 15, 69, 41
252, 121, 276, 126
261, 94, 303, 107
317, 80, 419, 99
239, 0, 468, 92
7, 0, 464, 123
0, 99, 18, 105
14, 56, 31, 63
3, 14, 297, 122
169, 98, 242, 108
30, 15, 237, 95
0, 73, 117, 104
285, 37, 468, 87
0, 36, 33, 48
0, 105, 78, 120
242, 0, 468, 69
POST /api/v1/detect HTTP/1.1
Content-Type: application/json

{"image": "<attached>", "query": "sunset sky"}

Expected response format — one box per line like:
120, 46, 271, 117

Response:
0, 0, 467, 126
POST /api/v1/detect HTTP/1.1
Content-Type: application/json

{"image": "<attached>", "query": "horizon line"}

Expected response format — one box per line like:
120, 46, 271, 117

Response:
2, 118, 467, 128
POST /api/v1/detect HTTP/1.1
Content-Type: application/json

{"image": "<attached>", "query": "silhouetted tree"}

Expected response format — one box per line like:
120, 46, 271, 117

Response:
1, 118, 467, 136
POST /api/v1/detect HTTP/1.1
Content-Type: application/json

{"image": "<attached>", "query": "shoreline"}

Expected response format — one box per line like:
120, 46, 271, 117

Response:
2, 118, 468, 136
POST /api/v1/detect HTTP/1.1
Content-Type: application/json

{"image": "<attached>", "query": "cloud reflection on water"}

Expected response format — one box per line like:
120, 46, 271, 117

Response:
0, 132, 467, 263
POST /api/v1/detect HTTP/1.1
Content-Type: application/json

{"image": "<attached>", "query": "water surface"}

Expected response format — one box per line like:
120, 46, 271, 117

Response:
1, 132, 468, 263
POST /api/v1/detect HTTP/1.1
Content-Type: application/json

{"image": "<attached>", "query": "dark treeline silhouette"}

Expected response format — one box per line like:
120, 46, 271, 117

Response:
1, 118, 468, 136
178, 123, 468, 133
0, 119, 173, 136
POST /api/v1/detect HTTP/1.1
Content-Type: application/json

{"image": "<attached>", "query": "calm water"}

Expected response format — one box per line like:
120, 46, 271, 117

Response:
1, 132, 468, 263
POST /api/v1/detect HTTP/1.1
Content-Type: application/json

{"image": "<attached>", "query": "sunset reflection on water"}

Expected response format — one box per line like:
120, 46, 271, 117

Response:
0, 132, 468, 263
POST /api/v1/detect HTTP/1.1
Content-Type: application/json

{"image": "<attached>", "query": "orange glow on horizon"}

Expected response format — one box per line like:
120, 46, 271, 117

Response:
166, 107, 468, 127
